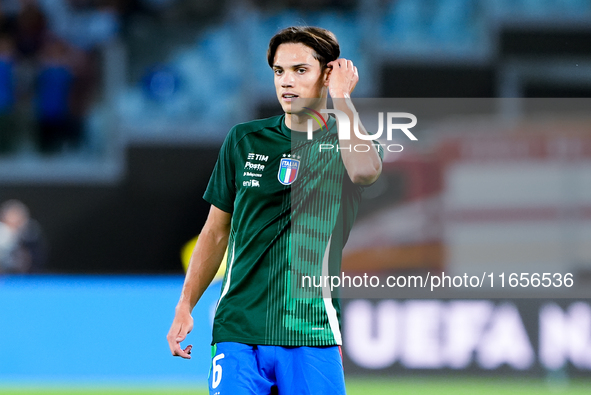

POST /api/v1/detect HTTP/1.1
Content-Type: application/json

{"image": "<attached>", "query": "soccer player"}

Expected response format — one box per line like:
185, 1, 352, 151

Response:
167, 26, 382, 394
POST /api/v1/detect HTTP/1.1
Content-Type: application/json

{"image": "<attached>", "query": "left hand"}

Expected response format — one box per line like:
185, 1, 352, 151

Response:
166, 307, 194, 359
326, 58, 359, 98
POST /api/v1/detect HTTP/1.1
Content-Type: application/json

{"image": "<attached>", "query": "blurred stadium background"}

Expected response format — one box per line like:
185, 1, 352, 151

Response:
1, 0, 591, 393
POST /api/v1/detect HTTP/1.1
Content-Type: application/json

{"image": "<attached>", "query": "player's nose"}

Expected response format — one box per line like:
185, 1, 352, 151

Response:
281, 71, 295, 87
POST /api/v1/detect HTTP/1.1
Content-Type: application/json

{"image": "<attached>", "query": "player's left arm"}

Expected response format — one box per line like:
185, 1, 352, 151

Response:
326, 58, 382, 185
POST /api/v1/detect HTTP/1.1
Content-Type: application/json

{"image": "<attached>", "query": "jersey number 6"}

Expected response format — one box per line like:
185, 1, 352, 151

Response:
212, 353, 225, 389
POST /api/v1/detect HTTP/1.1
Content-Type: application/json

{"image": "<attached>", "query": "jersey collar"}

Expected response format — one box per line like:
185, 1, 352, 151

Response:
280, 113, 336, 141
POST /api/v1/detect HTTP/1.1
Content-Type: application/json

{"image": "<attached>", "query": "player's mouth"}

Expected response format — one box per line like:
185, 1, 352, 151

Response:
282, 93, 299, 102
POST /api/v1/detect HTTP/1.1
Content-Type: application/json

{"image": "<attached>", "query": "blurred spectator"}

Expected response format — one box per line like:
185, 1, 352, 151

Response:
35, 36, 81, 153
0, 33, 17, 153
0, 199, 46, 274
14, 0, 47, 61
0, 0, 105, 155
0, 3, 17, 153
0, 3, 17, 36
253, 0, 356, 11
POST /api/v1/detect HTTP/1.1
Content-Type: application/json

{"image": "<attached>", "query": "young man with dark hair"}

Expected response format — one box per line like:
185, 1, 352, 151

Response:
167, 26, 382, 394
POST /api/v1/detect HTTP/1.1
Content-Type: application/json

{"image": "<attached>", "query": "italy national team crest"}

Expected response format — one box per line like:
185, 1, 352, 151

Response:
278, 157, 300, 185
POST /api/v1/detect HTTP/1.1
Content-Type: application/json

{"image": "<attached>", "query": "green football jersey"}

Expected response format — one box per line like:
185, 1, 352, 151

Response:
204, 114, 379, 346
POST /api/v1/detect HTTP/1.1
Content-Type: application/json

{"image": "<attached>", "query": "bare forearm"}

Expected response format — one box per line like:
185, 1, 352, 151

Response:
168, 206, 230, 358
177, 211, 230, 312
333, 95, 382, 185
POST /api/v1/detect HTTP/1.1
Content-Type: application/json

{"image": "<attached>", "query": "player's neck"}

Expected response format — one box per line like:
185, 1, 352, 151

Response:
285, 108, 328, 133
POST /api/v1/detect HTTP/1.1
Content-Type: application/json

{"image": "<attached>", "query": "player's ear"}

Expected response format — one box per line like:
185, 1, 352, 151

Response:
322, 66, 331, 86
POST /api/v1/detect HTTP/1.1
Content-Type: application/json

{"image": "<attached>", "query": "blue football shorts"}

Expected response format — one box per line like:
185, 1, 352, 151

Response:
208, 342, 346, 395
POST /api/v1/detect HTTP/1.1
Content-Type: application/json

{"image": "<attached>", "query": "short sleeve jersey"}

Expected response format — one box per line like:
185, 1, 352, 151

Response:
204, 114, 381, 346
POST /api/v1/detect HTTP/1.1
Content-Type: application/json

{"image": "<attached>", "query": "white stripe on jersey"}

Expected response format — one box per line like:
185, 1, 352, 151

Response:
215, 241, 236, 312
321, 236, 342, 345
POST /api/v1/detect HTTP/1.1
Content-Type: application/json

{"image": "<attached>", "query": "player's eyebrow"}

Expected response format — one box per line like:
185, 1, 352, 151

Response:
273, 63, 312, 69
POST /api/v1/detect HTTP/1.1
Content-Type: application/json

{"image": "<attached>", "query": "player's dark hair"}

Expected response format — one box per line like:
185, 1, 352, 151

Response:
267, 26, 340, 69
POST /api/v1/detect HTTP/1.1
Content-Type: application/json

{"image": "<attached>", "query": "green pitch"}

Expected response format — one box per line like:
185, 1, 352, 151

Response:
0, 378, 588, 394
347, 377, 588, 395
